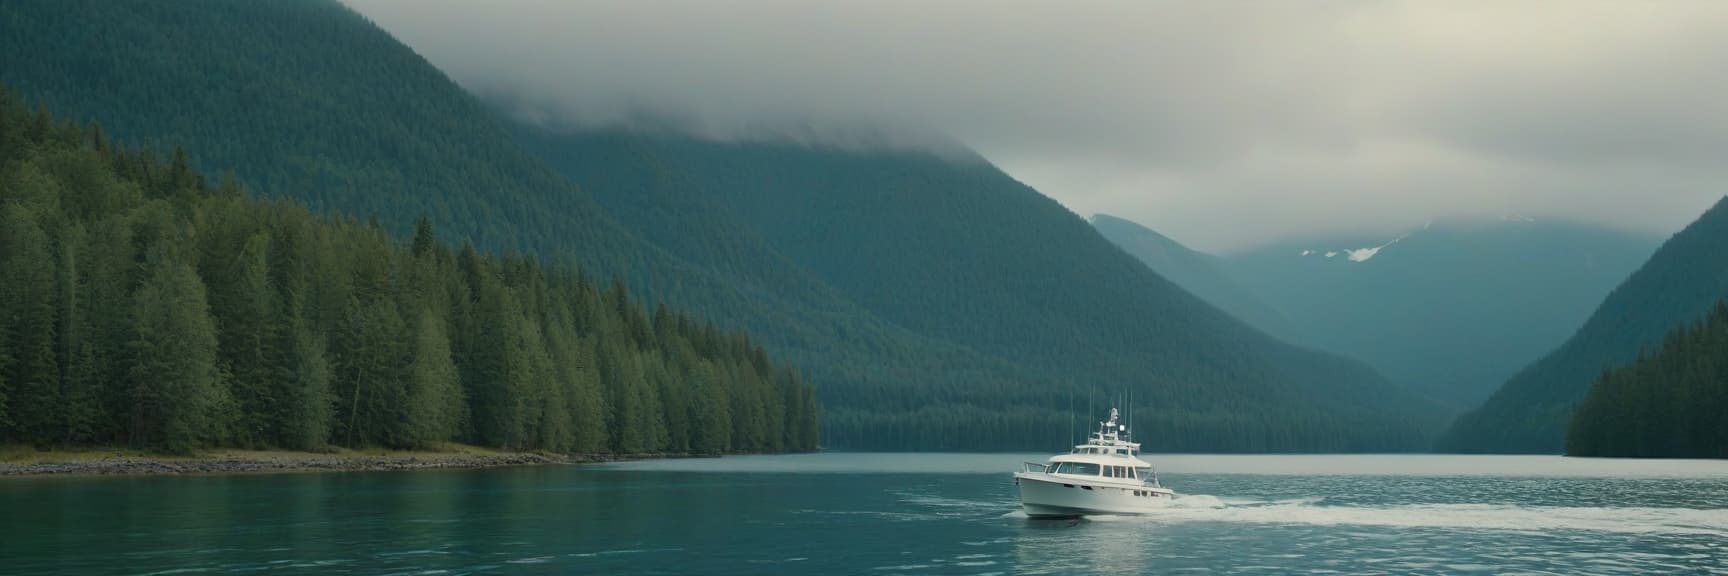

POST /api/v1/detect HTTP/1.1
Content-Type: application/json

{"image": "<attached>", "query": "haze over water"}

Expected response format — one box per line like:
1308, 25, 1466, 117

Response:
5, 454, 1727, 575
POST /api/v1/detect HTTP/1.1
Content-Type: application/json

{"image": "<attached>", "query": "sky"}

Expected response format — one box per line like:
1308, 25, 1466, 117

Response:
346, 1, 1728, 252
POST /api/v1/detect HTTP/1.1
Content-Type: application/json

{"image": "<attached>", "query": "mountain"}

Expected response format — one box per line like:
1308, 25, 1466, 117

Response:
0, 87, 817, 454
1090, 214, 1300, 343
514, 127, 1446, 451
1439, 197, 1728, 453
2, 0, 1442, 451
1566, 300, 1728, 458
1223, 219, 1661, 409
0, 0, 1052, 450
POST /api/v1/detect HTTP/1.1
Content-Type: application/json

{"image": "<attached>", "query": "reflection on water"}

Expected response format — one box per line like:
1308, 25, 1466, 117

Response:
3, 454, 1727, 575
1012, 515, 1152, 575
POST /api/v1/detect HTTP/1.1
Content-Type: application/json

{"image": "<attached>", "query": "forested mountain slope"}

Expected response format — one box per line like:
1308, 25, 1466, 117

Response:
1090, 214, 1300, 344
516, 128, 1447, 451
1439, 197, 1728, 453
1567, 301, 1728, 458
0, 0, 1057, 450
2, 0, 1444, 451
1224, 220, 1659, 409
0, 88, 816, 454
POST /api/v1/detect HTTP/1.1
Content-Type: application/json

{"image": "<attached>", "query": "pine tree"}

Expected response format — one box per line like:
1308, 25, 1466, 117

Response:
566, 334, 607, 453
1, 205, 62, 445
263, 215, 332, 451
404, 308, 461, 447
690, 362, 732, 454
129, 255, 222, 453
57, 223, 102, 444
208, 229, 275, 447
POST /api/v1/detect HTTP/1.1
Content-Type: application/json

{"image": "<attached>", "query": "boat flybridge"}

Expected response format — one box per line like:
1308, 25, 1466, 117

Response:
1013, 407, 1174, 518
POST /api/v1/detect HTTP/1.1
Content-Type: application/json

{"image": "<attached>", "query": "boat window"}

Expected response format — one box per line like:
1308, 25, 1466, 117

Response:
1063, 462, 1101, 476
1126, 467, 1138, 479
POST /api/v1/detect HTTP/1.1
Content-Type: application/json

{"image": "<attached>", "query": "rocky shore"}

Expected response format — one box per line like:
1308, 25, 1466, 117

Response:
0, 451, 579, 477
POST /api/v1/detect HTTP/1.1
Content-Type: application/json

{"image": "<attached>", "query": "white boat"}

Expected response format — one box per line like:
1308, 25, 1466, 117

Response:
1013, 407, 1174, 517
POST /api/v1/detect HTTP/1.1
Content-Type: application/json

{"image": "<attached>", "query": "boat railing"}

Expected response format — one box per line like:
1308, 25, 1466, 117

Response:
1020, 462, 1050, 474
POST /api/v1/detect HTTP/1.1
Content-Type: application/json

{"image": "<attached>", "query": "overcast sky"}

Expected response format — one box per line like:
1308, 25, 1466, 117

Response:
347, 0, 1728, 252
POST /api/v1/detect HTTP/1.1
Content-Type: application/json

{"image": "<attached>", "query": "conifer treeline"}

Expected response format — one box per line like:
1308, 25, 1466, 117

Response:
1566, 300, 1728, 458
0, 87, 818, 454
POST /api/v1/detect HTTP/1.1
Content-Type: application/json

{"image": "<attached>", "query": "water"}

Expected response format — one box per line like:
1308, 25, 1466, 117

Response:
3, 454, 1727, 575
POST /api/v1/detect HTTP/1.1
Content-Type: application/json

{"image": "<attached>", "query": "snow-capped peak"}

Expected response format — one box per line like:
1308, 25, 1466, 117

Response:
1345, 246, 1384, 262
1299, 234, 1408, 263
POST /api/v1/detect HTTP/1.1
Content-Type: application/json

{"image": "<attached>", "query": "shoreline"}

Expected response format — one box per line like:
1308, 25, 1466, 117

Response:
0, 449, 701, 478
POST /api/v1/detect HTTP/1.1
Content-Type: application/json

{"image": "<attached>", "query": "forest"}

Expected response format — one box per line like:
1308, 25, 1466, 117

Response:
0, 86, 818, 455
1566, 301, 1728, 458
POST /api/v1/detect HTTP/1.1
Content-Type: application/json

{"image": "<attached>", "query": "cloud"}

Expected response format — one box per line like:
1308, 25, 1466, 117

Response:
346, 0, 1728, 251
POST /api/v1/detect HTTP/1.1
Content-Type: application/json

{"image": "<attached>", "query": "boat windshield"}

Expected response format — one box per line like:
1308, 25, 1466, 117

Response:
1053, 462, 1101, 476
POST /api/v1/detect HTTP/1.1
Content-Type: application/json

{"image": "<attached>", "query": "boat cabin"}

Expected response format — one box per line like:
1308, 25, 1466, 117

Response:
1024, 408, 1162, 486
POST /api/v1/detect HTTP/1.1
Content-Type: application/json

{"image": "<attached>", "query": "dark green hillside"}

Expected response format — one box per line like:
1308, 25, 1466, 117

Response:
0, 0, 595, 253
2, 0, 1444, 451
1090, 214, 1300, 344
0, 88, 816, 454
1567, 301, 1728, 458
1440, 196, 1728, 453
517, 129, 1446, 451
1226, 220, 1658, 409
0, 0, 826, 348
0, 0, 1058, 450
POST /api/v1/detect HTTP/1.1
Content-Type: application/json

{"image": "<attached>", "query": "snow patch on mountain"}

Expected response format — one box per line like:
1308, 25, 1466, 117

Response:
1300, 234, 1409, 263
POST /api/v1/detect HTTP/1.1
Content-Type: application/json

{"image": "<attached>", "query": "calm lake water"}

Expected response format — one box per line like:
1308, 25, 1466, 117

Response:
4, 453, 1728, 575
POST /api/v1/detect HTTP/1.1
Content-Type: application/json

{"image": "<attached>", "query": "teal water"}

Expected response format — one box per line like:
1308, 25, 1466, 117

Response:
4, 454, 1727, 575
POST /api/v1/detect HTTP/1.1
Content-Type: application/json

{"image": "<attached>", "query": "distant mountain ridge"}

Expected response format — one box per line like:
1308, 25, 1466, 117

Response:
1439, 196, 1728, 453
1222, 218, 1661, 409
1089, 214, 1301, 343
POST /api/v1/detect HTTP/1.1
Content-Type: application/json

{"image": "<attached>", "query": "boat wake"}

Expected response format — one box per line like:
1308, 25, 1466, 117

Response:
1073, 494, 1728, 537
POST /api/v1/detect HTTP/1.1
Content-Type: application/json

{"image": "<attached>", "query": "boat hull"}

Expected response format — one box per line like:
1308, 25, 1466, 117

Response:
1014, 473, 1173, 518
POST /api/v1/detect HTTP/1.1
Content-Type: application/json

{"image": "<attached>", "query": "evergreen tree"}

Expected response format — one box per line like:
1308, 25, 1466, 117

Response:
128, 254, 221, 453
56, 223, 102, 444
0, 205, 62, 445
404, 308, 461, 448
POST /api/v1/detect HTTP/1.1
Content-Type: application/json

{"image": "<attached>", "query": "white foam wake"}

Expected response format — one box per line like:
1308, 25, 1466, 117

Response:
1117, 497, 1728, 537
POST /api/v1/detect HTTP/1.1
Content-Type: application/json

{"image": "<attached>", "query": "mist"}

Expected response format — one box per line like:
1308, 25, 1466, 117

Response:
346, 0, 1728, 251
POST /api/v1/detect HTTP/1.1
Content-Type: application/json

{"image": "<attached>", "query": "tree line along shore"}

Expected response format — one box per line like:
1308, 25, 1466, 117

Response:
0, 86, 819, 463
